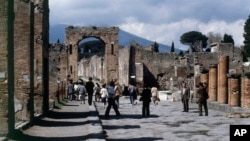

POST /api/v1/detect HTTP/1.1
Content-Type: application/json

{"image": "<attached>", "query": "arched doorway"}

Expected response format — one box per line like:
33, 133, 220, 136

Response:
78, 37, 105, 82
65, 26, 119, 84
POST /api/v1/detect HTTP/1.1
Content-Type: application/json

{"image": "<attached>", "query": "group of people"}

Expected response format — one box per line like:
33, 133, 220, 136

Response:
67, 77, 100, 105
181, 81, 209, 116
68, 78, 208, 118
101, 81, 161, 118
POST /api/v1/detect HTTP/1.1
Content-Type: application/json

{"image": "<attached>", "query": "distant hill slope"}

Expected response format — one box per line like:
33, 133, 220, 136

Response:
50, 24, 177, 53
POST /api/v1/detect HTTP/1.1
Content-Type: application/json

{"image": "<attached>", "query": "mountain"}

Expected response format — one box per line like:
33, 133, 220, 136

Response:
49, 24, 174, 53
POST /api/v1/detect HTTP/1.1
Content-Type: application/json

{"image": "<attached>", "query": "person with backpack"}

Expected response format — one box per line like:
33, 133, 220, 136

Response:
105, 81, 120, 117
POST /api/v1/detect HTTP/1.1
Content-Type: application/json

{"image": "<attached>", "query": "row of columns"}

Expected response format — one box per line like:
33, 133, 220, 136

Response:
200, 56, 250, 108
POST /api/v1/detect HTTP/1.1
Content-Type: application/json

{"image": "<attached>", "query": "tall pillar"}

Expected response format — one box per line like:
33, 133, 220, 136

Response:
241, 76, 250, 108
228, 75, 240, 107
217, 56, 229, 104
0, 0, 13, 137
208, 64, 217, 101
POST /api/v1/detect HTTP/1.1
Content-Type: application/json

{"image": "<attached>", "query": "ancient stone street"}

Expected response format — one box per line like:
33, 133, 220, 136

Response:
12, 96, 250, 141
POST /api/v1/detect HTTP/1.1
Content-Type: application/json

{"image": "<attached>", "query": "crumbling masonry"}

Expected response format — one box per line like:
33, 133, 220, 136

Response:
0, 0, 49, 137
1, 0, 250, 139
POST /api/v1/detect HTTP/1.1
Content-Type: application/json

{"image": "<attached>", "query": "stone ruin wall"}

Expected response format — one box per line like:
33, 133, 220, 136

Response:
14, 0, 33, 122
76, 41, 243, 91
49, 43, 68, 101
0, 0, 49, 136
65, 26, 119, 84
13, 0, 49, 122
118, 47, 130, 86
131, 45, 176, 89
0, 0, 9, 136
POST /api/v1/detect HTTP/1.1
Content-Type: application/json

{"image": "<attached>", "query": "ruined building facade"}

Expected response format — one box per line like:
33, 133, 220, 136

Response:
1, 0, 249, 138
49, 26, 245, 93
0, 0, 49, 137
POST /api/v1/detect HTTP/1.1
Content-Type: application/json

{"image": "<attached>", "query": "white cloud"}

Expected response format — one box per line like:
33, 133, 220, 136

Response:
49, 0, 250, 50
120, 19, 245, 50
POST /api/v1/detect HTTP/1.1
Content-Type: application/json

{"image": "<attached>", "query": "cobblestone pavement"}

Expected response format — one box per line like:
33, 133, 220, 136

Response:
95, 96, 250, 141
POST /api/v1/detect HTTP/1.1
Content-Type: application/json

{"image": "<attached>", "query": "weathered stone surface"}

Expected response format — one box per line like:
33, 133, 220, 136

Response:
0, 0, 9, 136
65, 26, 119, 84
0, 0, 49, 137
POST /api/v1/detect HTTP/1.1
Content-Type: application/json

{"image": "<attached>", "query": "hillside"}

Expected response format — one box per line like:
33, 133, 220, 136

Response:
50, 24, 176, 53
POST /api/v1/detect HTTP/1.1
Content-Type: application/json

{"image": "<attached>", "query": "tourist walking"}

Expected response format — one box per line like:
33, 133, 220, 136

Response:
128, 83, 138, 105
67, 80, 74, 101
139, 85, 151, 117
100, 83, 108, 108
197, 82, 209, 116
151, 85, 159, 106
94, 83, 101, 102
181, 82, 190, 112
105, 81, 120, 117
78, 81, 87, 104
114, 82, 121, 108
74, 81, 79, 100
86, 77, 95, 105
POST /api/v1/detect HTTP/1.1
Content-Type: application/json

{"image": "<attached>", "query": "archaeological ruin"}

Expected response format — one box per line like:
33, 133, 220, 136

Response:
1, 0, 250, 139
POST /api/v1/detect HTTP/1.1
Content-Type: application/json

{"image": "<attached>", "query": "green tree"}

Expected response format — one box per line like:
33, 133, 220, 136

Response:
170, 41, 175, 52
153, 41, 159, 52
180, 31, 208, 52
179, 50, 184, 56
243, 15, 250, 61
221, 33, 234, 45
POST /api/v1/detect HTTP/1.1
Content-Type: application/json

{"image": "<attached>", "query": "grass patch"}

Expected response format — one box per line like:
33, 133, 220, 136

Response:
54, 99, 69, 109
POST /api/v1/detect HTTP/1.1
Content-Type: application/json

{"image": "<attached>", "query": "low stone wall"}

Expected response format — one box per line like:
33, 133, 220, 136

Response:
207, 101, 250, 114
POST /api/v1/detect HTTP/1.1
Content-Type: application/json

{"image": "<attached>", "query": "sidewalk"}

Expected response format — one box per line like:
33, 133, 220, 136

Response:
12, 100, 105, 141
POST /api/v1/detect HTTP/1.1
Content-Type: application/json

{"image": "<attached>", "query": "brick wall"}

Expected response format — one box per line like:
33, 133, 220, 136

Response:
34, 0, 45, 115
0, 0, 9, 136
66, 27, 119, 84
14, 0, 31, 122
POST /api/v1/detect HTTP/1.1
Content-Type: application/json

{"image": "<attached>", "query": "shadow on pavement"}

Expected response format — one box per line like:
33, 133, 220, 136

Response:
46, 111, 88, 119
99, 114, 159, 119
106, 137, 163, 141
10, 131, 104, 141
102, 124, 140, 130
32, 118, 90, 127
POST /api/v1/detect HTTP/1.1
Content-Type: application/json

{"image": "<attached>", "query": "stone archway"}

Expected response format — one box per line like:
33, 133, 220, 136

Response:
65, 26, 119, 84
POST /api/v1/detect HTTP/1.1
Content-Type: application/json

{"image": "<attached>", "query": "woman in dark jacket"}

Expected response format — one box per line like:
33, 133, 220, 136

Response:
140, 85, 151, 117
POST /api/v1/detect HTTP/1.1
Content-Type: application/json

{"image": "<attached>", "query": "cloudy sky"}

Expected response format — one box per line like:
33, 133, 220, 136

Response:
49, 0, 250, 50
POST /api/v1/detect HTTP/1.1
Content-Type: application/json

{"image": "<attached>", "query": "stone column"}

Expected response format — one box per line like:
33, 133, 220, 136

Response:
208, 64, 217, 101
241, 76, 250, 108
228, 75, 240, 107
217, 56, 229, 104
